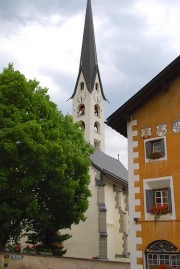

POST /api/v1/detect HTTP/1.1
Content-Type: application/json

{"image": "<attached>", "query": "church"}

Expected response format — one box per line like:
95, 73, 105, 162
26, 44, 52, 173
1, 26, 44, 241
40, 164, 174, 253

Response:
62, 0, 129, 261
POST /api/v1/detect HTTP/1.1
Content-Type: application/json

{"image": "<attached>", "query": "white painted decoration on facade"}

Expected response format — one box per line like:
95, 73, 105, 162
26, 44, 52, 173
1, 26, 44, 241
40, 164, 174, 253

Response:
156, 124, 167, 136
141, 128, 151, 139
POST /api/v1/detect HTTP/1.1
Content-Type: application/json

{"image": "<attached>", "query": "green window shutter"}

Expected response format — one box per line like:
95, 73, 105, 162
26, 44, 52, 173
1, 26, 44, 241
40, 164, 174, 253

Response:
167, 187, 172, 212
160, 139, 165, 157
145, 141, 152, 158
146, 190, 154, 212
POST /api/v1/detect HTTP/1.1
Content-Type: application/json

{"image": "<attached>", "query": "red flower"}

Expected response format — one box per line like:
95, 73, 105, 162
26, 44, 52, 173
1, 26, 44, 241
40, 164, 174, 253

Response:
150, 204, 168, 220
153, 265, 172, 269
149, 152, 161, 159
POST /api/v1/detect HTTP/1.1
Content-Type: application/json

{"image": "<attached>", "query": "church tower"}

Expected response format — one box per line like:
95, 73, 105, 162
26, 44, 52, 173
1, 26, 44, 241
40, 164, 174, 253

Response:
71, 0, 106, 151
64, 1, 129, 261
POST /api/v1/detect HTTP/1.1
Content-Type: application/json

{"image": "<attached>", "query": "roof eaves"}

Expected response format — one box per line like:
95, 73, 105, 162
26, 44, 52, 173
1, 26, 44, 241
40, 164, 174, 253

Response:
106, 55, 180, 137
102, 169, 128, 187
91, 161, 128, 186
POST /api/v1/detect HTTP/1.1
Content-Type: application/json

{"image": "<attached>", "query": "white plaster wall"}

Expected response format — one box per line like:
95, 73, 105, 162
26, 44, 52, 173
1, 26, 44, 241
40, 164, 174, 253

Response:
63, 166, 99, 259
105, 180, 123, 261
106, 181, 116, 260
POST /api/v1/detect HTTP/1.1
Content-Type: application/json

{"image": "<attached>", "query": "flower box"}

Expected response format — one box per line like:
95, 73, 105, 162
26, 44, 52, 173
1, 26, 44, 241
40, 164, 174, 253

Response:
150, 205, 168, 221
153, 264, 172, 269
148, 152, 161, 159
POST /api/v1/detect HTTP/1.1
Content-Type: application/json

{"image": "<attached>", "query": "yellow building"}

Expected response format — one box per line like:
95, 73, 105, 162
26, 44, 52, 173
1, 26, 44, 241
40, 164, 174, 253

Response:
107, 56, 180, 269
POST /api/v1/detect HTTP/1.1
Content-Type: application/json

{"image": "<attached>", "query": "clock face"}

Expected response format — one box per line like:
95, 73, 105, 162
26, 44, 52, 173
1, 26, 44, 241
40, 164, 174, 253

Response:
76, 90, 87, 103
93, 89, 102, 104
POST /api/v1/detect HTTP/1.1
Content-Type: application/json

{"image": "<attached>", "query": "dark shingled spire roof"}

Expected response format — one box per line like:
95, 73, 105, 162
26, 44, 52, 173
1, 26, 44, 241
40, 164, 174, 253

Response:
80, 0, 97, 92
71, 0, 106, 100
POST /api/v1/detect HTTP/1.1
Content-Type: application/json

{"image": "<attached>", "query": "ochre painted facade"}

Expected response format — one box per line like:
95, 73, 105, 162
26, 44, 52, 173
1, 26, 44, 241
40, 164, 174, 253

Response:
129, 75, 180, 268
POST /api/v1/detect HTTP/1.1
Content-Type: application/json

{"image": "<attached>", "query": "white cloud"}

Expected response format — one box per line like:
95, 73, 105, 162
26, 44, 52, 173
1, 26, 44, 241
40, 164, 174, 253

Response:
0, 0, 180, 169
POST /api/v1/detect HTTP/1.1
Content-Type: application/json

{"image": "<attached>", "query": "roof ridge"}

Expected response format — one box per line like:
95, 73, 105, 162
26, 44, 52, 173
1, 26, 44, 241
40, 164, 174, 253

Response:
96, 148, 123, 164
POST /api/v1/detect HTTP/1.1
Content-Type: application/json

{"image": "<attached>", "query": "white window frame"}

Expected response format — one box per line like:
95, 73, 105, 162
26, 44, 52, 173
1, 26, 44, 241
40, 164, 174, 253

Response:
143, 176, 176, 221
144, 136, 167, 163
154, 189, 169, 207
146, 253, 180, 269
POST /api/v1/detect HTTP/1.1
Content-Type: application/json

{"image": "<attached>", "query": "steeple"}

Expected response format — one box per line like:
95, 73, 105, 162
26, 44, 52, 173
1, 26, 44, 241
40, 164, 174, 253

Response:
80, 0, 97, 92
71, 0, 106, 151
71, 0, 106, 100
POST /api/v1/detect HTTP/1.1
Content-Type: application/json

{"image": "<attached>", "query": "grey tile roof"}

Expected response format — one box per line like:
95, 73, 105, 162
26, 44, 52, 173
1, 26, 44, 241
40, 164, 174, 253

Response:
90, 148, 128, 186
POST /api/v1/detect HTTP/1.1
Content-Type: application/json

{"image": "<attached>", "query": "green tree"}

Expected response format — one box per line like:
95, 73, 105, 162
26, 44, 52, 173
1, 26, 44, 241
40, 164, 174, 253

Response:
0, 64, 93, 253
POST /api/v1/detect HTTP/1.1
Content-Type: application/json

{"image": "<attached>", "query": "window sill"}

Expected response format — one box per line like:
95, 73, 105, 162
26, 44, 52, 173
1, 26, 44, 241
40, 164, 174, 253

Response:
145, 213, 175, 221
145, 156, 167, 163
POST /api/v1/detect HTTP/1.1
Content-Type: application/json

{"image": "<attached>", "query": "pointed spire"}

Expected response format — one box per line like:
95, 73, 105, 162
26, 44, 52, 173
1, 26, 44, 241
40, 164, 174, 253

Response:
71, 0, 106, 100
80, 0, 98, 92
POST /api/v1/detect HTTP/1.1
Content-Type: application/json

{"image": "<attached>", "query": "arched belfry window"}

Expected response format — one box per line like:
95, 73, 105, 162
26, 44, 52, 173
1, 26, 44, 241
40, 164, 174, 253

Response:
77, 105, 85, 117
94, 121, 100, 133
94, 139, 100, 149
79, 121, 85, 131
94, 105, 100, 117
80, 82, 84, 91
145, 240, 180, 269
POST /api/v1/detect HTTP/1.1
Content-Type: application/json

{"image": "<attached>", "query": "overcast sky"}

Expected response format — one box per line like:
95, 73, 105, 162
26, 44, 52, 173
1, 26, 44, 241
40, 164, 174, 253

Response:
1, 0, 180, 168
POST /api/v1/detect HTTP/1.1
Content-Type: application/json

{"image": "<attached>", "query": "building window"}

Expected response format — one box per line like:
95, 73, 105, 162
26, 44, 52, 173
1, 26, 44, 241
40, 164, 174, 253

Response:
155, 189, 168, 207
145, 137, 166, 161
153, 141, 161, 153
143, 176, 175, 221
77, 105, 85, 117
94, 121, 100, 133
145, 240, 180, 269
146, 188, 172, 213
94, 139, 100, 149
79, 121, 85, 130
95, 82, 99, 90
80, 82, 84, 90
94, 105, 100, 117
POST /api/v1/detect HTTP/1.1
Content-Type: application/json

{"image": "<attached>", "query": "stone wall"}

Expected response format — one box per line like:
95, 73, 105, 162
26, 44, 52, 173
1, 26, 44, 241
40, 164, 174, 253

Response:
0, 253, 130, 269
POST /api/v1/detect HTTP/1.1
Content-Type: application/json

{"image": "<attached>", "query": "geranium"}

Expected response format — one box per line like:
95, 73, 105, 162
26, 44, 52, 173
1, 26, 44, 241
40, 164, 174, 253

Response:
150, 204, 168, 221
153, 264, 172, 269
148, 152, 161, 159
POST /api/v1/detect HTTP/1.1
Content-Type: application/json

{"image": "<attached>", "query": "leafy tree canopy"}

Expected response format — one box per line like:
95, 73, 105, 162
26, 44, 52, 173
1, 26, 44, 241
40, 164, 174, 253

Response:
0, 64, 93, 253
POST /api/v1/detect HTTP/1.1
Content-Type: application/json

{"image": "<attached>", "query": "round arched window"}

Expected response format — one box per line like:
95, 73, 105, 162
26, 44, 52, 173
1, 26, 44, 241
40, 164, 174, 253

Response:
77, 105, 85, 117
94, 121, 100, 133
95, 82, 99, 90
80, 82, 84, 90
79, 121, 85, 130
94, 105, 100, 117
145, 240, 180, 269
